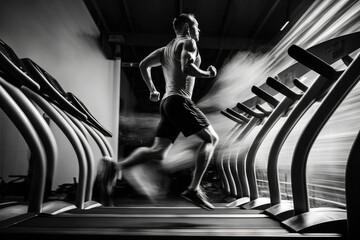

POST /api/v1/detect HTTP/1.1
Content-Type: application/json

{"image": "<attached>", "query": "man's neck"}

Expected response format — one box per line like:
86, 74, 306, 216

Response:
176, 34, 190, 39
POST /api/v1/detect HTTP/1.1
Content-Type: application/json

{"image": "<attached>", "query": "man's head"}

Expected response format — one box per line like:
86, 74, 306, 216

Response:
173, 13, 200, 41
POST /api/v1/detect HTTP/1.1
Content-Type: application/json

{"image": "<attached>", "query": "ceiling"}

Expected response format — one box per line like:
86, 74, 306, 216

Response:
83, 0, 315, 113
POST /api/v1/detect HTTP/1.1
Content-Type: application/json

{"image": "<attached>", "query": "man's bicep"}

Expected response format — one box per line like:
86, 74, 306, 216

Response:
181, 49, 194, 64
181, 42, 197, 66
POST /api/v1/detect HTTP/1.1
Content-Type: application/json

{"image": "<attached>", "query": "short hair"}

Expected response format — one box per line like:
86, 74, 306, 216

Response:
172, 13, 196, 34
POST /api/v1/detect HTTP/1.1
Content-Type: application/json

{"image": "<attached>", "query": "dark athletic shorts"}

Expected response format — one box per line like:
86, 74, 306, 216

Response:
155, 95, 210, 143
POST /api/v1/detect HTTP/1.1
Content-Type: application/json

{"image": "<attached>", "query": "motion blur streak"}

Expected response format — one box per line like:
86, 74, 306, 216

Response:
198, 0, 360, 110
122, 1, 360, 206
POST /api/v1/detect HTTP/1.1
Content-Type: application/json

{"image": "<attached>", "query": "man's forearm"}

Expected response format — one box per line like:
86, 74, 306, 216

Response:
184, 63, 212, 78
140, 66, 157, 92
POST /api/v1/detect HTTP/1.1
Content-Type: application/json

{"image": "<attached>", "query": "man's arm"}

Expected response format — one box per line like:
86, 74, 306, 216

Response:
181, 39, 217, 78
139, 47, 164, 102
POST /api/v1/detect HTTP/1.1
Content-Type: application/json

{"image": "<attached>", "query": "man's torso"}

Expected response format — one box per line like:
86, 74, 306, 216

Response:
161, 37, 201, 99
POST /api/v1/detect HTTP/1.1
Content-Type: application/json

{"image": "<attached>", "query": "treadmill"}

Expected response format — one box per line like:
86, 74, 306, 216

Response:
1, 36, 359, 239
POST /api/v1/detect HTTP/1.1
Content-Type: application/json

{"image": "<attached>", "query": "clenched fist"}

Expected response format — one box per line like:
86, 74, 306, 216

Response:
150, 91, 160, 102
207, 65, 217, 77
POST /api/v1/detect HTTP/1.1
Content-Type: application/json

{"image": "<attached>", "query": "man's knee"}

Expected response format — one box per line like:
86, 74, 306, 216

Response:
197, 126, 219, 146
211, 132, 219, 146
141, 145, 161, 160
150, 138, 173, 160
208, 131, 219, 148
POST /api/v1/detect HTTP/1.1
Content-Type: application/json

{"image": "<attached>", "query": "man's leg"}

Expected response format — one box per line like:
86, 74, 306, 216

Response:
97, 137, 173, 205
120, 137, 173, 201
99, 137, 173, 183
117, 137, 173, 170
181, 125, 219, 210
188, 125, 219, 191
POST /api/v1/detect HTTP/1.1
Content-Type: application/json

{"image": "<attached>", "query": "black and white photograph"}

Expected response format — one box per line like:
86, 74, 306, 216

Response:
0, 0, 359, 239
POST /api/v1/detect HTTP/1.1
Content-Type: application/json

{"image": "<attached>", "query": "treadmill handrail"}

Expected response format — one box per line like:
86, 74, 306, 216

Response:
246, 96, 295, 202
241, 32, 360, 110
342, 55, 353, 66
220, 110, 244, 124
0, 40, 40, 91
22, 87, 88, 210
2, 81, 58, 203
0, 83, 46, 213
236, 102, 266, 119
266, 77, 303, 101
67, 92, 113, 137
291, 52, 360, 215
62, 112, 95, 203
225, 108, 250, 123
251, 85, 279, 108
255, 104, 272, 116
288, 45, 341, 81
346, 129, 360, 239
20, 58, 88, 121
293, 78, 308, 92
82, 122, 110, 157
267, 73, 342, 207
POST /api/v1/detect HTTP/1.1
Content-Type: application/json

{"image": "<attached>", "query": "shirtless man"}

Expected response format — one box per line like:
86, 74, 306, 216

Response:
99, 13, 219, 210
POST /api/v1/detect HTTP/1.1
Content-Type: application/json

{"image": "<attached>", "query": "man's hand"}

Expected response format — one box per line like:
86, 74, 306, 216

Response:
207, 65, 217, 77
149, 91, 160, 102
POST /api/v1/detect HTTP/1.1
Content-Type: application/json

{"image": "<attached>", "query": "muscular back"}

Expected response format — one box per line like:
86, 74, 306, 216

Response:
161, 37, 201, 99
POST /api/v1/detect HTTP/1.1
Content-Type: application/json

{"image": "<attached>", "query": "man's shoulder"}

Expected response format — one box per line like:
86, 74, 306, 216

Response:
157, 46, 166, 52
181, 37, 196, 45
181, 38, 197, 52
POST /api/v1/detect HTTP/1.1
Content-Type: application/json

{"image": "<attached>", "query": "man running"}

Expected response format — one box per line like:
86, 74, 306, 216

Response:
99, 13, 219, 210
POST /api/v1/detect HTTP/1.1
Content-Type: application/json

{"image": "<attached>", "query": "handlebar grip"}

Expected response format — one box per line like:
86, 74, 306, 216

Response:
236, 102, 266, 119
256, 104, 272, 116
251, 85, 279, 108
21, 58, 88, 121
288, 45, 339, 80
226, 108, 250, 123
220, 110, 244, 124
266, 77, 303, 101
342, 55, 353, 67
0, 40, 40, 91
293, 78, 308, 92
